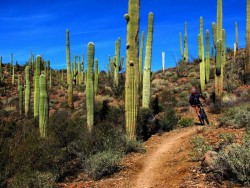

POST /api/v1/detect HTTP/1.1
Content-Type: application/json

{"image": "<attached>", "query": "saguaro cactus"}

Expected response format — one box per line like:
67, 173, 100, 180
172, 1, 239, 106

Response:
18, 82, 23, 116
25, 66, 31, 117
205, 30, 210, 83
246, 0, 250, 84
66, 29, 74, 109
114, 38, 121, 87
215, 40, 223, 103
94, 59, 99, 96
184, 22, 189, 63
179, 32, 183, 60
139, 32, 144, 83
34, 55, 41, 117
199, 17, 205, 93
39, 74, 49, 138
12, 66, 15, 85
142, 12, 154, 108
86, 42, 95, 132
124, 0, 140, 141
235, 22, 238, 51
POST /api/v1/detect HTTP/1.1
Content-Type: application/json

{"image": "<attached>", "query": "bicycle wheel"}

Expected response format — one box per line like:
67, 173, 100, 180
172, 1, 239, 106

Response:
203, 110, 210, 125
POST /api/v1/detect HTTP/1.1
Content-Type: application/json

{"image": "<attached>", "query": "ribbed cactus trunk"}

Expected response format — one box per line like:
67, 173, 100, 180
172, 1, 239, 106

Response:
39, 74, 49, 138
114, 38, 121, 87
18, 83, 23, 116
12, 66, 15, 85
199, 17, 205, 93
86, 42, 95, 132
81, 54, 85, 84
94, 59, 99, 96
34, 55, 41, 118
25, 66, 30, 117
179, 32, 183, 60
66, 29, 74, 109
139, 32, 144, 83
205, 30, 210, 83
212, 22, 217, 48
142, 12, 154, 108
184, 22, 188, 63
215, 40, 223, 104
246, 0, 250, 84
124, 0, 140, 141
77, 60, 81, 85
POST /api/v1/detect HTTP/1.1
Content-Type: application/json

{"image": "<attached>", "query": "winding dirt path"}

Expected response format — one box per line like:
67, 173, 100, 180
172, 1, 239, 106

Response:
133, 126, 202, 188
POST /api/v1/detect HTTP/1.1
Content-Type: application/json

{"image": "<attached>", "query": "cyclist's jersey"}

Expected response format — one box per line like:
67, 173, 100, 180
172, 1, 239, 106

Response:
189, 93, 202, 105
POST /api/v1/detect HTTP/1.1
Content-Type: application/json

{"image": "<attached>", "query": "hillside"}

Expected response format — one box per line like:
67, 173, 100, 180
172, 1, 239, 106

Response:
0, 47, 249, 187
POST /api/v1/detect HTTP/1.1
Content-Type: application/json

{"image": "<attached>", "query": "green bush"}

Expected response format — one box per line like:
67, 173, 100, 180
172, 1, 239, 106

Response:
159, 108, 179, 131
214, 141, 250, 185
179, 117, 194, 127
219, 104, 250, 130
177, 99, 189, 107
190, 136, 211, 161
179, 91, 189, 99
84, 150, 122, 180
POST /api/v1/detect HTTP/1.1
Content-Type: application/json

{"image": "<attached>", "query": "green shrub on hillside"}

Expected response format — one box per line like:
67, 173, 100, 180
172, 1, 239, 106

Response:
159, 108, 179, 131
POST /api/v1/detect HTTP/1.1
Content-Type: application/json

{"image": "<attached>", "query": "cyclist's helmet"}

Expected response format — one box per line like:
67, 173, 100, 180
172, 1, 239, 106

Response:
191, 87, 196, 94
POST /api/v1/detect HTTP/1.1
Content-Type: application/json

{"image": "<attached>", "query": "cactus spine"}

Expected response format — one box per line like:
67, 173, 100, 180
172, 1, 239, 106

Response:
246, 0, 250, 83
39, 74, 49, 138
124, 0, 140, 141
114, 38, 121, 87
66, 29, 73, 109
139, 32, 145, 83
25, 66, 30, 117
94, 59, 99, 96
142, 12, 154, 108
205, 30, 210, 83
86, 42, 95, 132
34, 55, 41, 117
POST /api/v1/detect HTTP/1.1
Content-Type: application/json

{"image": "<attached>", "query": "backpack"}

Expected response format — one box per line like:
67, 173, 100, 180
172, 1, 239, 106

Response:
189, 93, 200, 105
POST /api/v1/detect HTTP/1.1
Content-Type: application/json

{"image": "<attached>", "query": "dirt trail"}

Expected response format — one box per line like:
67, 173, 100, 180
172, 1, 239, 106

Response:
133, 126, 202, 188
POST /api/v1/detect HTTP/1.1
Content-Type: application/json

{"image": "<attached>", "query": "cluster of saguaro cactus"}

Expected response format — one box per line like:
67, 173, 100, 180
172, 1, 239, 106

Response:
25, 66, 31, 117
34, 55, 41, 117
86, 42, 95, 132
66, 29, 74, 109
39, 74, 49, 138
142, 12, 154, 109
246, 0, 250, 84
179, 22, 188, 63
124, 0, 140, 141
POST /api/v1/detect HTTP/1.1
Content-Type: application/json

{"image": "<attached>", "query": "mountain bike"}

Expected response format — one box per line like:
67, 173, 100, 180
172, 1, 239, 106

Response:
198, 103, 209, 125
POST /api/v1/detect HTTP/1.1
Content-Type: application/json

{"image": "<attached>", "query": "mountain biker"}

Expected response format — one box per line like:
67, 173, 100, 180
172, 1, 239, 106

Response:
189, 86, 206, 123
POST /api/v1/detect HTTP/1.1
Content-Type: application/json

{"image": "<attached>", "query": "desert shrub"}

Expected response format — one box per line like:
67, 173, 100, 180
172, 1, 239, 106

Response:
84, 150, 122, 180
159, 107, 179, 131
177, 99, 189, 107
179, 91, 189, 99
158, 90, 177, 108
170, 75, 178, 82
218, 132, 235, 146
219, 104, 250, 130
190, 136, 211, 161
190, 78, 200, 88
214, 140, 250, 185
123, 139, 145, 154
60, 101, 68, 108
137, 108, 157, 140
178, 117, 194, 127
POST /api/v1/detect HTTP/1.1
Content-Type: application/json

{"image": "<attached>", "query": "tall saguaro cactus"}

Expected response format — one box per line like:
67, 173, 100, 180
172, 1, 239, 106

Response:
199, 16, 205, 93
184, 22, 189, 63
179, 32, 183, 59
142, 12, 154, 108
34, 55, 41, 117
86, 42, 95, 132
205, 30, 210, 83
235, 22, 239, 51
124, 0, 140, 141
39, 74, 49, 138
114, 38, 121, 87
139, 32, 145, 83
246, 0, 250, 84
94, 59, 99, 96
25, 66, 31, 117
66, 29, 74, 109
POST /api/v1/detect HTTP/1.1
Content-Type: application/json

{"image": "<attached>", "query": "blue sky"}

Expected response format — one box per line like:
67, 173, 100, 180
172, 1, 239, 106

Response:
0, 0, 246, 71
